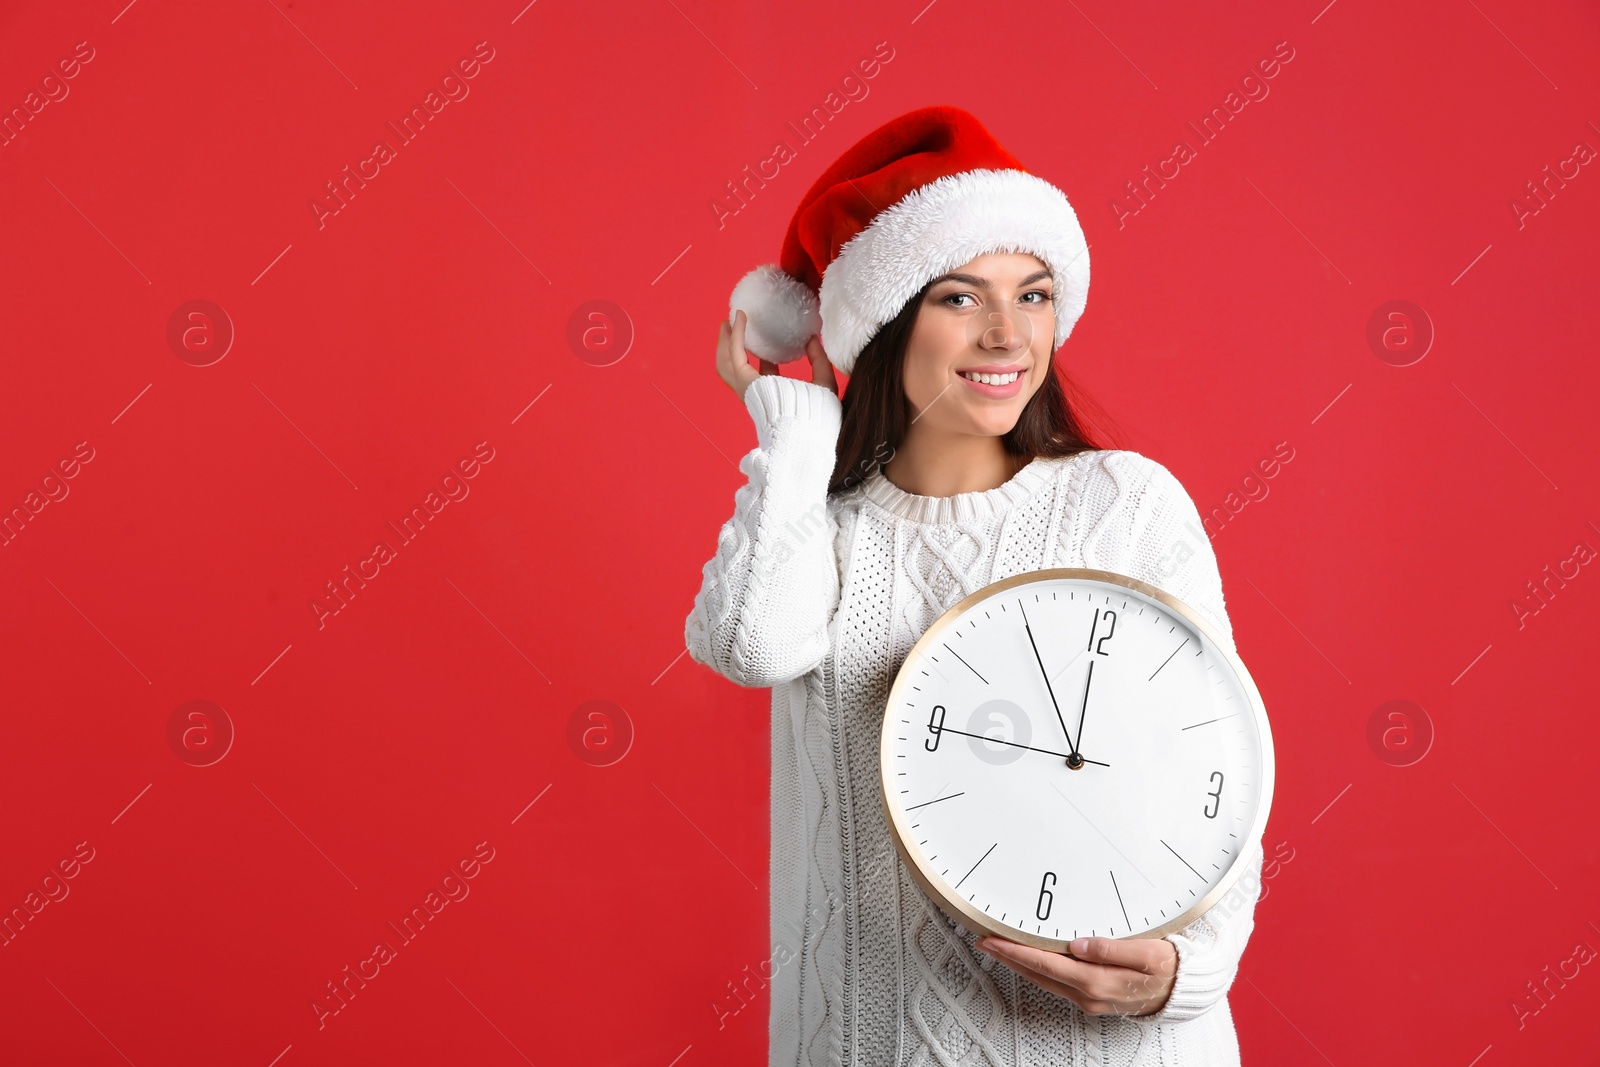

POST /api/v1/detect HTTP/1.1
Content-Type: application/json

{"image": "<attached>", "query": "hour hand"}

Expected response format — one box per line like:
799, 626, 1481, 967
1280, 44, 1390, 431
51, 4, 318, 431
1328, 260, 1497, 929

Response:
1073, 659, 1095, 761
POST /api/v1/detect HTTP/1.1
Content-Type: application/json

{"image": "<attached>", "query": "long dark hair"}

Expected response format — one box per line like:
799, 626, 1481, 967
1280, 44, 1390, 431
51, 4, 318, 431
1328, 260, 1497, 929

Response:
828, 281, 1115, 495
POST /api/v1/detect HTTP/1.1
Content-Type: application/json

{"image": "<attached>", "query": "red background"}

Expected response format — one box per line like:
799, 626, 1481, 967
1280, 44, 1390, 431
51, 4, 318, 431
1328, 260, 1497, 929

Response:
2, 1, 1597, 1063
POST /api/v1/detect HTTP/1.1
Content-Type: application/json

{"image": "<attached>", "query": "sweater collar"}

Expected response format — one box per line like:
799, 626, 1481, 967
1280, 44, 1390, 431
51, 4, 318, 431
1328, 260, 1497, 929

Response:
860, 455, 1055, 524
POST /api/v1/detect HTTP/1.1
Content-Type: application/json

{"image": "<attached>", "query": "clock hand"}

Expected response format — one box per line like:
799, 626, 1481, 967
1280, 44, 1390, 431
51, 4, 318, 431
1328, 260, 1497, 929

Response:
930, 723, 1110, 767
1075, 659, 1094, 757
1018, 601, 1083, 768
1049, 643, 1089, 690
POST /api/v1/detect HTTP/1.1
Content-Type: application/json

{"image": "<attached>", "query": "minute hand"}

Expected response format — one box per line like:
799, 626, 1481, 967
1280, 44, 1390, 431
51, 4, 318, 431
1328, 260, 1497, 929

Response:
1018, 601, 1081, 766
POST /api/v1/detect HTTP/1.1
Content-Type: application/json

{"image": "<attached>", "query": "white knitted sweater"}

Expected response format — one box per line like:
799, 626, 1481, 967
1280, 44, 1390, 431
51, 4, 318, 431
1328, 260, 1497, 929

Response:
686, 373, 1264, 1067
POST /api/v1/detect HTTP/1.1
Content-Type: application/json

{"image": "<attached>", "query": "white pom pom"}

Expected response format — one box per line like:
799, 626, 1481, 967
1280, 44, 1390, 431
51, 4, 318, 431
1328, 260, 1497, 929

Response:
729, 264, 821, 363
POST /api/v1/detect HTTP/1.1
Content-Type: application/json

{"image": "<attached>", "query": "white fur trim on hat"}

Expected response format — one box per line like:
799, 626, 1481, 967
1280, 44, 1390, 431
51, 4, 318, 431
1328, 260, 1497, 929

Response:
728, 264, 822, 363
817, 169, 1090, 376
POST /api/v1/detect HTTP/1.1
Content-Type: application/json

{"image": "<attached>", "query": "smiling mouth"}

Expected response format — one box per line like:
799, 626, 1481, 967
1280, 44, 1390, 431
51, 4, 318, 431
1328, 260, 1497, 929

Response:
957, 370, 1022, 385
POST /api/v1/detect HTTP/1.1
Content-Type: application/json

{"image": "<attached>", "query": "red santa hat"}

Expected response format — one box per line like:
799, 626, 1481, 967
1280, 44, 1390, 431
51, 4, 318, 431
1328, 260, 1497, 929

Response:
729, 105, 1090, 377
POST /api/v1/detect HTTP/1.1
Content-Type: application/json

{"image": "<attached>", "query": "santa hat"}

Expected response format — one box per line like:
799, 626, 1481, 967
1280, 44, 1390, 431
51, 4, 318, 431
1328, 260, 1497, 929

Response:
729, 105, 1090, 377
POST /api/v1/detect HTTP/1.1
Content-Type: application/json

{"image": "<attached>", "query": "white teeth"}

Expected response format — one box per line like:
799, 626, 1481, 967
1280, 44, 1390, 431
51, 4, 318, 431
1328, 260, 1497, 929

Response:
959, 370, 1020, 385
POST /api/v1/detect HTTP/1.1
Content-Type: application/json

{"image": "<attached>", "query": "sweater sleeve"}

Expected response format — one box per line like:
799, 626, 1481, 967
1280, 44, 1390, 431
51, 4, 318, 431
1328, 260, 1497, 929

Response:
1077, 451, 1261, 1023
1150, 842, 1263, 1022
1097, 451, 1235, 656
683, 373, 844, 688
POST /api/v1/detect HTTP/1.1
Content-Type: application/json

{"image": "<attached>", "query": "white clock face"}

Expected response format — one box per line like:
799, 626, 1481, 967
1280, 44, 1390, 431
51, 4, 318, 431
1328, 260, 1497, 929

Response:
881, 570, 1273, 948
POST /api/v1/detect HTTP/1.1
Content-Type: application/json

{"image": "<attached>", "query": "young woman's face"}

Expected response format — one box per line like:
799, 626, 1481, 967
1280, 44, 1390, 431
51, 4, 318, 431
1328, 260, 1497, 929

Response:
902, 251, 1056, 438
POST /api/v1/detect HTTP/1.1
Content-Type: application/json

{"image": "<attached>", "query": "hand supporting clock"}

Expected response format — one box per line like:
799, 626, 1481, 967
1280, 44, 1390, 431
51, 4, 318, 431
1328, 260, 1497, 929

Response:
974, 934, 1179, 1018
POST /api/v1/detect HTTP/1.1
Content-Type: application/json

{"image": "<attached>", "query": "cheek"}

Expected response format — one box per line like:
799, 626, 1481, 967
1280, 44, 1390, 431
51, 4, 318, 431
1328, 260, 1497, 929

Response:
903, 360, 948, 408
903, 330, 957, 397
1024, 358, 1052, 399
1032, 319, 1054, 357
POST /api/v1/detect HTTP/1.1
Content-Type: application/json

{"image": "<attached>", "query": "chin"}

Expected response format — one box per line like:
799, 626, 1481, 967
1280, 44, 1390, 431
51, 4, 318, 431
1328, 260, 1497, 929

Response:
964, 410, 1024, 437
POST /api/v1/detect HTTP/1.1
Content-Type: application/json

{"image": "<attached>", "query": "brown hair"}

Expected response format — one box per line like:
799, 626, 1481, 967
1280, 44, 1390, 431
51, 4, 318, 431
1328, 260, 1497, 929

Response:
828, 281, 1115, 496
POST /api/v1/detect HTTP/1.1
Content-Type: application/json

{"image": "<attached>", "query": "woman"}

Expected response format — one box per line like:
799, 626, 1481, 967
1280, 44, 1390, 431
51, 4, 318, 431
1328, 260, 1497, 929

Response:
686, 106, 1263, 1067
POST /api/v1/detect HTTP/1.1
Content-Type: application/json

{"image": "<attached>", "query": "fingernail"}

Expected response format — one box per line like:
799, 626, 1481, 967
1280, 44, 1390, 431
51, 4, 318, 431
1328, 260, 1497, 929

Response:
1070, 938, 1090, 955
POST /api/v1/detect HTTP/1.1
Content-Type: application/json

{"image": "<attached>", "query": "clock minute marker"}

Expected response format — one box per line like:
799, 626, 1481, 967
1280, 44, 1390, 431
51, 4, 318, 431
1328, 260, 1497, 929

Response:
1109, 870, 1132, 932
906, 791, 966, 811
1161, 839, 1207, 882
941, 643, 989, 685
1180, 713, 1240, 731
1149, 637, 1189, 680
953, 841, 997, 890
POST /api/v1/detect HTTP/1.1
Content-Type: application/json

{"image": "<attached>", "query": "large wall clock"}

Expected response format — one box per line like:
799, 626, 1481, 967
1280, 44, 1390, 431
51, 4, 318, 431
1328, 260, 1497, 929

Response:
879, 568, 1275, 950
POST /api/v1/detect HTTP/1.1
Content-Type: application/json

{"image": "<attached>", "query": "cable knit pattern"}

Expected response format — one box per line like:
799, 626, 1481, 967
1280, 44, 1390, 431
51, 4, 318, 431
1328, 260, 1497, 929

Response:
686, 374, 1264, 1067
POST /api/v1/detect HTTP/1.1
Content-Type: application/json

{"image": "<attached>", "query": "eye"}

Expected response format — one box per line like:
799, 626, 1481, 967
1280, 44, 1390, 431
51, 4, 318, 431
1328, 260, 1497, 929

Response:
1020, 289, 1053, 305
941, 292, 978, 309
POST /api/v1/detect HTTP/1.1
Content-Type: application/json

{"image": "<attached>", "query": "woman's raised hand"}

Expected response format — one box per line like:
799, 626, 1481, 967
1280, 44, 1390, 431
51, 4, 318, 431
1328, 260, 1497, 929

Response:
716, 310, 839, 401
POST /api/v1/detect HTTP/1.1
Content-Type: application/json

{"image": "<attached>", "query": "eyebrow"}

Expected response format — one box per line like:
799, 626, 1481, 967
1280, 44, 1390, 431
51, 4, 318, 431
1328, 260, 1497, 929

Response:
929, 268, 1052, 289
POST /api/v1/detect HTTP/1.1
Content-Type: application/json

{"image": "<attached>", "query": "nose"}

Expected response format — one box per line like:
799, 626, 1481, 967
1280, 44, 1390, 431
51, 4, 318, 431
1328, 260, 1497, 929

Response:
976, 306, 1031, 351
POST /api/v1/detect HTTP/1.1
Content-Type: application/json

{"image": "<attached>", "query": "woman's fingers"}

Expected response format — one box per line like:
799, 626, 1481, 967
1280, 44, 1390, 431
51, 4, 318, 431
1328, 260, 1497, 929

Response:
717, 311, 761, 397
980, 938, 1104, 990
717, 317, 740, 375
719, 315, 839, 398
977, 944, 1103, 1014
976, 936, 1176, 1016
1066, 936, 1176, 976
806, 334, 838, 395
715, 319, 733, 379
731, 312, 764, 381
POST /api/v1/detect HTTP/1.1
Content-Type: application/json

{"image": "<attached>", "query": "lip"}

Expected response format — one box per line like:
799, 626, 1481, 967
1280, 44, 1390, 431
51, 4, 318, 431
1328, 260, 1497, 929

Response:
955, 364, 1027, 399
957, 362, 1026, 375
